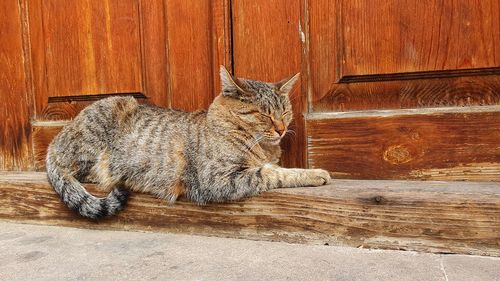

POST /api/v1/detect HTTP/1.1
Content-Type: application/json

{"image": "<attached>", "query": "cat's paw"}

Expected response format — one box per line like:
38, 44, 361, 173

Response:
305, 169, 331, 186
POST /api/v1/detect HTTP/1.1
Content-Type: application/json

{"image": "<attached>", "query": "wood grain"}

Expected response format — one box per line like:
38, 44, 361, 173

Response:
0, 0, 32, 170
24, 0, 233, 165
309, 0, 500, 111
321, 0, 500, 79
306, 107, 500, 181
38, 93, 148, 121
210, 0, 232, 97
314, 75, 500, 111
338, 67, 500, 83
139, 0, 169, 107
165, 0, 231, 111
232, 0, 305, 168
32, 125, 64, 171
28, 0, 144, 119
0, 172, 498, 256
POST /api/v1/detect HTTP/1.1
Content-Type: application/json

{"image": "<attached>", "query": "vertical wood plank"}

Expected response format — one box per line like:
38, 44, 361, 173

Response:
210, 0, 232, 96
139, 0, 169, 107
166, 0, 230, 111
0, 0, 33, 170
232, 0, 305, 168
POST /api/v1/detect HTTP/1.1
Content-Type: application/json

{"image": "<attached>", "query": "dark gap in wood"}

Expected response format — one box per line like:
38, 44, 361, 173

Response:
228, 0, 235, 74
338, 67, 500, 84
47, 92, 147, 103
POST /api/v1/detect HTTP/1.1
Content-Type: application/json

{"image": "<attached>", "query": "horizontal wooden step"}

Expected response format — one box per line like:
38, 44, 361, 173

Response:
0, 172, 499, 256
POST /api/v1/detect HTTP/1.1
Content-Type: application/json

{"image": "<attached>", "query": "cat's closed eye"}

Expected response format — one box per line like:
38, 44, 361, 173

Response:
239, 109, 260, 115
259, 113, 272, 120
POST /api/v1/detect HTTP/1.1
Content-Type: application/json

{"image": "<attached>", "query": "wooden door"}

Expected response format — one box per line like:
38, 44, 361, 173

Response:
1, 0, 499, 181
1, 0, 230, 170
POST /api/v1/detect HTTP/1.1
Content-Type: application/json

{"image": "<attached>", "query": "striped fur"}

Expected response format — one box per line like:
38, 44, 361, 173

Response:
46, 66, 330, 219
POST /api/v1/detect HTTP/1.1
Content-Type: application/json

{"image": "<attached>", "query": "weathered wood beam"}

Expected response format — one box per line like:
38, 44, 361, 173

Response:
0, 172, 499, 256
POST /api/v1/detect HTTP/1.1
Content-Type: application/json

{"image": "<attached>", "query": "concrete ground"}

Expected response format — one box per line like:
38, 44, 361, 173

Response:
0, 222, 498, 281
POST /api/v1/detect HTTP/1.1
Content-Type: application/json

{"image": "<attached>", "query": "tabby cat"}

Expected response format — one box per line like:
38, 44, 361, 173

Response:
46, 66, 331, 219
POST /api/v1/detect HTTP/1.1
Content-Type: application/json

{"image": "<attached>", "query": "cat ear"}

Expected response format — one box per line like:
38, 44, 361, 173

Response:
219, 65, 249, 98
276, 73, 300, 95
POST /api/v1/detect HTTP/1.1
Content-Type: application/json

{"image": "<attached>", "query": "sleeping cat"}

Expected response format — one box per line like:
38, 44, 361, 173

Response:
46, 66, 331, 219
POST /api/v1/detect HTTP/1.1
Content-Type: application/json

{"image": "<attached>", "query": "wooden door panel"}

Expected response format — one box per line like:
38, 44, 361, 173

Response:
41, 0, 143, 96
306, 0, 500, 180
140, 0, 169, 108
29, 0, 144, 120
313, 75, 500, 111
0, 0, 32, 170
29, 0, 230, 121
307, 107, 500, 181
232, 0, 305, 168
339, 0, 499, 77
166, 0, 231, 111
309, 0, 500, 111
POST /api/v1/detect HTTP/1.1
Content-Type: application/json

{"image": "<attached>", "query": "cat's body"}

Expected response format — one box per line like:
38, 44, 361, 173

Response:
46, 66, 331, 219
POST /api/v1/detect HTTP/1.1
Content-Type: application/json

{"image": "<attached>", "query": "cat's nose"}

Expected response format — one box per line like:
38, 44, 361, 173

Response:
273, 121, 286, 137
275, 127, 286, 137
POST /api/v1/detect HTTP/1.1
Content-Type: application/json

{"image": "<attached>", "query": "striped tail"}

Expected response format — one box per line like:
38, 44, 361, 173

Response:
46, 152, 129, 219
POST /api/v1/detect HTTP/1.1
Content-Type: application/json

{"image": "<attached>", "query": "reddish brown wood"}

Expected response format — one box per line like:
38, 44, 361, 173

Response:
165, 0, 230, 111
139, 0, 169, 107
306, 107, 500, 181
232, 0, 305, 168
28, 0, 144, 120
11, 0, 230, 170
5, 0, 499, 181
0, 0, 32, 170
210, 0, 232, 96
31, 125, 64, 170
309, 0, 500, 111
24, 0, 233, 167
339, 1, 499, 77
315, 75, 500, 111
38, 93, 148, 121
1, 172, 499, 256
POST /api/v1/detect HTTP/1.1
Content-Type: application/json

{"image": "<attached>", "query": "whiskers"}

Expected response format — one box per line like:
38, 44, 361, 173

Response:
282, 129, 297, 141
230, 129, 295, 153
246, 134, 265, 152
248, 135, 264, 151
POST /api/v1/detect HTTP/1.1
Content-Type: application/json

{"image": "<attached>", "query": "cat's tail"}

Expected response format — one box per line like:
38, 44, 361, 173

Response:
45, 151, 129, 219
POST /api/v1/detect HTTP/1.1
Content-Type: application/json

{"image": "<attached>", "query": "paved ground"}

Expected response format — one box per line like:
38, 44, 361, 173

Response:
0, 222, 498, 281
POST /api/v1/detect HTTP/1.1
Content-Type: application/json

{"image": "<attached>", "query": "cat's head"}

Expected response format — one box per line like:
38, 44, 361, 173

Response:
212, 65, 299, 145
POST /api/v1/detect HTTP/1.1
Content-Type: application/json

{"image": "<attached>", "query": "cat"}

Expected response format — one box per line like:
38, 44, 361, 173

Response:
46, 66, 331, 219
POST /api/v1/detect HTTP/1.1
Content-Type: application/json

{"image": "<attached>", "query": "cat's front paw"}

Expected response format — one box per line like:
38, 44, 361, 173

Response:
305, 169, 331, 186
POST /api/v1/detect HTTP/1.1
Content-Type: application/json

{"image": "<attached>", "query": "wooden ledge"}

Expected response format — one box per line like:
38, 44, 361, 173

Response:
0, 172, 499, 256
